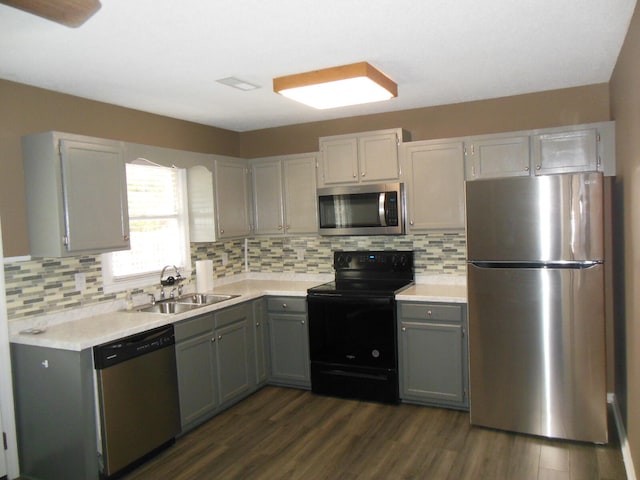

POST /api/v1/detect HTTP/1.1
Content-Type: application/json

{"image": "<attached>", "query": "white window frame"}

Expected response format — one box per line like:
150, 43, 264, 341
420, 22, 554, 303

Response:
102, 163, 191, 294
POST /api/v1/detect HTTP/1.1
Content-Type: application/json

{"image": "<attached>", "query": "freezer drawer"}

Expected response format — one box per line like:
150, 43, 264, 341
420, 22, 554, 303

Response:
467, 263, 607, 443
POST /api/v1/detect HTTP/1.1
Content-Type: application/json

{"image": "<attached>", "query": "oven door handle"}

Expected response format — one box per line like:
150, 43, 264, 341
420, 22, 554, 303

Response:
307, 295, 393, 306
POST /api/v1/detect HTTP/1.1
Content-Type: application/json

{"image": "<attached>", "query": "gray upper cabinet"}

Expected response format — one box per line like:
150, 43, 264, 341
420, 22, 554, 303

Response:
401, 140, 465, 231
318, 128, 404, 186
22, 131, 130, 257
532, 127, 599, 175
465, 121, 615, 181
215, 158, 252, 238
250, 153, 318, 235
465, 133, 531, 180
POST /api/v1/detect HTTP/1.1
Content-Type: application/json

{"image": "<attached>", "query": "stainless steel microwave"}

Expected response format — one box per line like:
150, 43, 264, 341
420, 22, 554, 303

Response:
317, 182, 405, 235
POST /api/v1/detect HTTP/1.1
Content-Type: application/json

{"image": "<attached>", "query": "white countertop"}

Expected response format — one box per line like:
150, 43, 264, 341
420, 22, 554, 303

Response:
10, 275, 467, 351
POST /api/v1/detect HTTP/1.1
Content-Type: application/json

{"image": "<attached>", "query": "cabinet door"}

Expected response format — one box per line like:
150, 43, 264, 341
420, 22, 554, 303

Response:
466, 135, 530, 180
403, 140, 465, 231
253, 300, 268, 385
251, 160, 284, 234
400, 321, 464, 403
283, 155, 318, 234
60, 139, 130, 253
358, 131, 400, 183
175, 333, 218, 428
532, 128, 599, 175
215, 159, 251, 238
187, 165, 216, 242
319, 137, 358, 185
268, 313, 310, 386
216, 320, 250, 404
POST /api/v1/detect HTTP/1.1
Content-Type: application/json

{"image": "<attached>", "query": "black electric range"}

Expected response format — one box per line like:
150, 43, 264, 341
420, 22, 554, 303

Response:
307, 250, 414, 404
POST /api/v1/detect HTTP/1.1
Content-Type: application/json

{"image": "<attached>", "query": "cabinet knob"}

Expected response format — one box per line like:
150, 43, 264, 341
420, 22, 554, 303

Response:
124, 235, 129, 241
211, 337, 216, 343
524, 166, 530, 172
401, 327, 406, 332
427, 310, 432, 316
256, 322, 261, 327
361, 172, 365, 177
278, 225, 283, 230
301, 320, 305, 325
352, 173, 357, 178
536, 165, 541, 170
220, 229, 225, 234
282, 303, 288, 309
409, 220, 414, 226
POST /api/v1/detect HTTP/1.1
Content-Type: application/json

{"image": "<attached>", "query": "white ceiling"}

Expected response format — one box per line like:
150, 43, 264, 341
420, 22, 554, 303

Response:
0, 0, 636, 132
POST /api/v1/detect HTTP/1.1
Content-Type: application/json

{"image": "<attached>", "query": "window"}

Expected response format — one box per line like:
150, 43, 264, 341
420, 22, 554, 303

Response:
102, 163, 190, 293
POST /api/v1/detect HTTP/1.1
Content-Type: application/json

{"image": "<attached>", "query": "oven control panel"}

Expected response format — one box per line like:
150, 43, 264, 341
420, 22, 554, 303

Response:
334, 251, 413, 273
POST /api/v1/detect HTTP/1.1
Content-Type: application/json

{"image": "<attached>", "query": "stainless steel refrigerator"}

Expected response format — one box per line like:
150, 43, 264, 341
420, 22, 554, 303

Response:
465, 172, 607, 443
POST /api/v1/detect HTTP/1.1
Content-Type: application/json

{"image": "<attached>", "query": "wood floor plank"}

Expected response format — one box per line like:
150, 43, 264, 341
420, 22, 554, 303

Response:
122, 386, 627, 480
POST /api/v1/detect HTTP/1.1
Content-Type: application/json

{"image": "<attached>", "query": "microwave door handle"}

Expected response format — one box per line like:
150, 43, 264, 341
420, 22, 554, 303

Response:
379, 192, 387, 226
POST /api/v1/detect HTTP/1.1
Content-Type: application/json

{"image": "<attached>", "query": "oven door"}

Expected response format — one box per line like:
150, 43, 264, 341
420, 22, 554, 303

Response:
308, 294, 397, 369
307, 294, 399, 403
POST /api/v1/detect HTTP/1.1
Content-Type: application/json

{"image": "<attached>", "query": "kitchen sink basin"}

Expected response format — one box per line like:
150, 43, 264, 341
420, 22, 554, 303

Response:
136, 302, 201, 314
175, 293, 239, 305
134, 293, 240, 314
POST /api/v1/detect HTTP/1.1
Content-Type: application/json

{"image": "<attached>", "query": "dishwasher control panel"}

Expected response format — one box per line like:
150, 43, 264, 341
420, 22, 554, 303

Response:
94, 324, 175, 369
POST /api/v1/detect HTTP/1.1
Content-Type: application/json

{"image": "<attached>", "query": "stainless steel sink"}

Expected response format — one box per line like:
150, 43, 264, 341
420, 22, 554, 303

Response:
134, 293, 240, 314
174, 293, 239, 305
136, 302, 201, 314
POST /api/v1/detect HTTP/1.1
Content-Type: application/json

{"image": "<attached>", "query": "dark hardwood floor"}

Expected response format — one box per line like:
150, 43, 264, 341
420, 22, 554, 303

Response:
123, 386, 627, 480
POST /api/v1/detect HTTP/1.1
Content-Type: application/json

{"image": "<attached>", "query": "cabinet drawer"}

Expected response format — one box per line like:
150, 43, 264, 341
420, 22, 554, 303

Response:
215, 303, 249, 328
175, 313, 214, 341
267, 296, 307, 313
400, 303, 463, 322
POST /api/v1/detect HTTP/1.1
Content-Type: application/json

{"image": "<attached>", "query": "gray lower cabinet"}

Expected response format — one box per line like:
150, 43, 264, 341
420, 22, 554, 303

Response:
174, 313, 218, 430
397, 301, 469, 410
266, 296, 310, 388
10, 344, 99, 480
253, 298, 268, 385
175, 302, 255, 432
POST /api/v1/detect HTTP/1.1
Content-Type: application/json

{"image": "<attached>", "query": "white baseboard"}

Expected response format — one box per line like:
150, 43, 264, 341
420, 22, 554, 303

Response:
609, 392, 637, 480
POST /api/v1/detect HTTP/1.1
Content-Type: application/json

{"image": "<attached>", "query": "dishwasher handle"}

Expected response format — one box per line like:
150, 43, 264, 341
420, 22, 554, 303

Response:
94, 324, 175, 370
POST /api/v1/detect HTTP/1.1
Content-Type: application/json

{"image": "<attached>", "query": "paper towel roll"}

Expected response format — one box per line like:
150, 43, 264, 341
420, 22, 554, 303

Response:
195, 260, 214, 292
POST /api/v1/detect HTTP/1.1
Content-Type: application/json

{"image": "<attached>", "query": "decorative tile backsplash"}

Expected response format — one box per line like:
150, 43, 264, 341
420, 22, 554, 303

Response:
3, 233, 466, 321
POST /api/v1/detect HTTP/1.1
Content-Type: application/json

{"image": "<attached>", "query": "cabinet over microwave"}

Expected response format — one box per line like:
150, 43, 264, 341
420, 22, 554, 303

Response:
317, 183, 405, 236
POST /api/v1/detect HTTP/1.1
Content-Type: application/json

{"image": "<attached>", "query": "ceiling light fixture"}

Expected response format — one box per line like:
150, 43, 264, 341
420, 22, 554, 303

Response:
273, 62, 397, 109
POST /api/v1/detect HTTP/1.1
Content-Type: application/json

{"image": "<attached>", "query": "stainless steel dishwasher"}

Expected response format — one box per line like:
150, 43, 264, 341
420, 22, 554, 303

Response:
94, 324, 181, 478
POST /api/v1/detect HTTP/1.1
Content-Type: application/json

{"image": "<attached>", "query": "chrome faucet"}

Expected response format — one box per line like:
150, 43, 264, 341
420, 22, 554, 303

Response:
160, 265, 184, 299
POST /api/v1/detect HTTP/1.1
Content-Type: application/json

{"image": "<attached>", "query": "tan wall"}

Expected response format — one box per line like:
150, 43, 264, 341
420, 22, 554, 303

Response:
0, 79, 240, 257
1, 80, 611, 258
610, 0, 640, 474
239, 84, 610, 157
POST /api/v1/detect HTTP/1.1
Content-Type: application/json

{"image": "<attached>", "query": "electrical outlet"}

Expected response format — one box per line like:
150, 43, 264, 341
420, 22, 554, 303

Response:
74, 272, 86, 292
296, 248, 305, 261
221, 252, 229, 265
